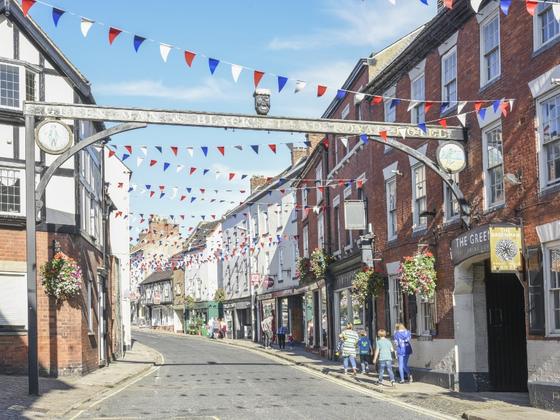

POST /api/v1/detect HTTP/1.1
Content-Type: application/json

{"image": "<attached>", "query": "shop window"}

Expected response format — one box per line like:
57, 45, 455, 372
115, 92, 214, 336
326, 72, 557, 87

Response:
482, 123, 505, 209
0, 273, 27, 329
388, 273, 404, 331
527, 247, 545, 335
441, 47, 457, 104
338, 290, 349, 332
480, 12, 500, 87
419, 296, 436, 336
538, 91, 560, 188
544, 243, 560, 336
304, 293, 315, 347
407, 294, 417, 335
320, 287, 328, 347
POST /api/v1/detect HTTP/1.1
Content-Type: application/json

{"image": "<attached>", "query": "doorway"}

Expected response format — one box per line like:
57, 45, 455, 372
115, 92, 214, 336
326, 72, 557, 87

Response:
485, 270, 528, 391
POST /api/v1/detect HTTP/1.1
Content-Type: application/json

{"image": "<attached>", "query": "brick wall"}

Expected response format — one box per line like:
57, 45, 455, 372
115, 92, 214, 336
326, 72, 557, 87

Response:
0, 228, 103, 376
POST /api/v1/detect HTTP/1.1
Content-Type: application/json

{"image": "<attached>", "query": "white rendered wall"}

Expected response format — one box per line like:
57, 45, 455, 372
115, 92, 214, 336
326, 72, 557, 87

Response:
527, 340, 560, 384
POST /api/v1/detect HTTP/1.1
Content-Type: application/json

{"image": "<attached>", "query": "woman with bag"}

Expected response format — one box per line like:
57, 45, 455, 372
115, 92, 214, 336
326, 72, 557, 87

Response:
393, 323, 413, 384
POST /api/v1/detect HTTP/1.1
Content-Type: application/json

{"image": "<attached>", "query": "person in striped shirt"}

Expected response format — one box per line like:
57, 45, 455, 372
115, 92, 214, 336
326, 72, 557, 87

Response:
341, 323, 360, 375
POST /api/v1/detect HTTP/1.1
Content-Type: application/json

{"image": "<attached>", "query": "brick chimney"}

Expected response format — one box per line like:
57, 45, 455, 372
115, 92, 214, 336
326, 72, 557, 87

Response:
250, 176, 270, 194
306, 133, 325, 150
291, 146, 308, 166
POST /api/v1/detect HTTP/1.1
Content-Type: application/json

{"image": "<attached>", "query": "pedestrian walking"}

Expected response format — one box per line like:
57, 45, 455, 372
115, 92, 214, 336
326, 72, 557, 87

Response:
373, 329, 395, 386
261, 314, 274, 349
357, 330, 373, 374
393, 323, 413, 384
277, 324, 288, 350
341, 323, 359, 375
217, 318, 227, 339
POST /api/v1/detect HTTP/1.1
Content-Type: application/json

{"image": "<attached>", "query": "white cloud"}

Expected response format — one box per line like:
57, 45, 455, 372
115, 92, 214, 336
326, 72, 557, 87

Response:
267, 0, 435, 51
95, 77, 237, 102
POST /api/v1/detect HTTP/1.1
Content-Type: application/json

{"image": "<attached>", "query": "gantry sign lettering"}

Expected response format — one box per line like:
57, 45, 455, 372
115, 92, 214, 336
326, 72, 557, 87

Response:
24, 103, 464, 141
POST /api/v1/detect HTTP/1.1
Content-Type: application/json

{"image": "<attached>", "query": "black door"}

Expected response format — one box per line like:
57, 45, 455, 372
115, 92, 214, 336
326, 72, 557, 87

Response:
486, 272, 528, 391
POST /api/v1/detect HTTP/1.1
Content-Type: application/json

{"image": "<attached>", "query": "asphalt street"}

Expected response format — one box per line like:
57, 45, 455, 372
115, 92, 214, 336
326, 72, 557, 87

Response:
74, 330, 443, 420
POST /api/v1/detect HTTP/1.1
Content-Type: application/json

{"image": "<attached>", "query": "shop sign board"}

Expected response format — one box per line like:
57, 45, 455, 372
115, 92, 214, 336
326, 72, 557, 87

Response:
489, 226, 523, 273
344, 200, 367, 230
451, 225, 491, 264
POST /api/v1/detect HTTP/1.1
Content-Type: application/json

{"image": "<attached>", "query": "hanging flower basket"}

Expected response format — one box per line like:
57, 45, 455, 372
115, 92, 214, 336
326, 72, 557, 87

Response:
309, 248, 333, 280
40, 252, 82, 302
214, 288, 226, 303
399, 251, 437, 300
352, 267, 385, 305
296, 257, 314, 284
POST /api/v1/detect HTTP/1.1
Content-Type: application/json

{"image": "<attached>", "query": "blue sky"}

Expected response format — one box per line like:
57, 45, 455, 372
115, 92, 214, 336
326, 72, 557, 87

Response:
24, 0, 436, 240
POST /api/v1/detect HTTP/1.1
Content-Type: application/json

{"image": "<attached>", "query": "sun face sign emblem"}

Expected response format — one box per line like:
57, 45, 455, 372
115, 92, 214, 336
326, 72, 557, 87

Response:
495, 239, 518, 261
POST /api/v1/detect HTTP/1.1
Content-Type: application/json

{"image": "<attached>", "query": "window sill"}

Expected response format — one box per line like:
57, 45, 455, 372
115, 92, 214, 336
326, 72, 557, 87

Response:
479, 75, 501, 94
539, 182, 560, 199
412, 226, 428, 235
443, 217, 461, 227
483, 202, 505, 215
532, 36, 560, 59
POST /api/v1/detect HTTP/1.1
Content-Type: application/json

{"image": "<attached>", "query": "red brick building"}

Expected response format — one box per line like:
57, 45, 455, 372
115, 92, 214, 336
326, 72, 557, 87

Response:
297, 0, 560, 410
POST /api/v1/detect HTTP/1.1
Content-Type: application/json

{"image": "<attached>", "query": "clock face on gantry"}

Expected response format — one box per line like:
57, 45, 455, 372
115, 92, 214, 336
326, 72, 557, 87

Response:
437, 141, 466, 174
35, 120, 73, 155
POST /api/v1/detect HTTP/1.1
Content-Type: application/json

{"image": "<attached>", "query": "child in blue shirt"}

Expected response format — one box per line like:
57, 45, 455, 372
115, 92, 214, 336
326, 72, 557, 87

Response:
357, 330, 373, 374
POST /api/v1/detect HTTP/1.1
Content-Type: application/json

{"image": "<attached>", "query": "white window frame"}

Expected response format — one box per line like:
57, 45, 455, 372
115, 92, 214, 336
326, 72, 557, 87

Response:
303, 224, 309, 258
544, 241, 560, 336
0, 168, 25, 216
317, 211, 325, 250
386, 177, 397, 241
479, 10, 501, 87
411, 164, 427, 230
417, 294, 437, 336
482, 122, 505, 210
441, 47, 458, 105
302, 188, 309, 220
443, 172, 460, 222
533, 1, 560, 51
341, 103, 350, 120
0, 62, 23, 111
536, 89, 560, 191
0, 272, 27, 329
316, 165, 323, 204
410, 74, 425, 124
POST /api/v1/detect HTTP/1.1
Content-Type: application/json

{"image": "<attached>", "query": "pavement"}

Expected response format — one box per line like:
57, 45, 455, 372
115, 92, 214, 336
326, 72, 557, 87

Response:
0, 339, 162, 419
140, 327, 558, 420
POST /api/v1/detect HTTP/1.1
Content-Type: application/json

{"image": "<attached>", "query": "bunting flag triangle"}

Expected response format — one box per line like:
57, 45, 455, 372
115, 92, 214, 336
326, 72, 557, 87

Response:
171, 146, 178, 156
122, 153, 130, 161
184, 51, 196, 67
317, 85, 327, 97
457, 101, 467, 114
124, 145, 132, 154
371, 95, 383, 105
189, 167, 197, 175
80, 18, 94, 37
418, 123, 427, 134
493, 99, 502, 113
203, 169, 210, 175
234, 145, 243, 151
159, 193, 165, 199
191, 197, 196, 203
407, 101, 418, 112
355, 93, 366, 103
176, 164, 184, 173
186, 147, 194, 157
180, 195, 186, 202
379, 131, 388, 142
478, 107, 487, 120
208, 58, 220, 74
474, 101, 484, 112
500, 0, 511, 15
277, 76, 288, 92
163, 162, 170, 171
268, 144, 277, 154
456, 113, 467, 127
251, 145, 259, 154
149, 159, 157, 167
133, 35, 146, 52
108, 27, 123, 45
155, 146, 163, 154
398, 128, 407, 139
150, 191, 155, 198
254, 70, 265, 88
359, 134, 368, 144
231, 64, 243, 83
108, 150, 116, 158
52, 8, 65, 27
439, 119, 448, 129
526, 0, 538, 16
160, 43, 172, 62
340, 138, 348, 149
22, 0, 36, 16
140, 146, 148, 156
424, 101, 433, 113
444, 0, 454, 8
336, 90, 346, 100
136, 157, 144, 167
229, 173, 235, 181
294, 80, 306, 93
390, 98, 401, 109
217, 146, 225, 156
470, 0, 483, 12
201, 146, 208, 157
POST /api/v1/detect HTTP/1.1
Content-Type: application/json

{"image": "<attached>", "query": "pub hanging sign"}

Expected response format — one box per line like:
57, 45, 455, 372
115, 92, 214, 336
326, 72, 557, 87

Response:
489, 226, 522, 273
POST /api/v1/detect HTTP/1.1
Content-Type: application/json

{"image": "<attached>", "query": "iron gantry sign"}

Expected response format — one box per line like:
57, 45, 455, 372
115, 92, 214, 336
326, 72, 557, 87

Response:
23, 101, 470, 395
